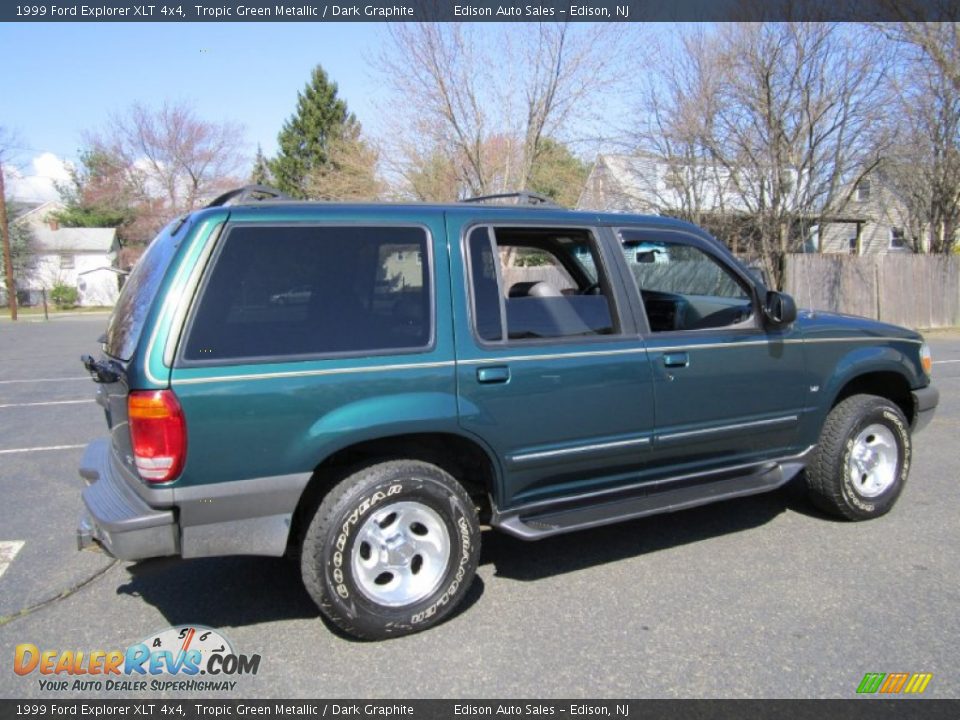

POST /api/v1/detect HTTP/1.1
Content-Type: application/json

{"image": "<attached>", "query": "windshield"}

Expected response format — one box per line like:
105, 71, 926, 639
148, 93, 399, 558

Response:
103, 221, 182, 361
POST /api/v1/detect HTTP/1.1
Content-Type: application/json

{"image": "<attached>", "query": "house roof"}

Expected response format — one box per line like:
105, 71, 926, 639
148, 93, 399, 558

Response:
580, 153, 872, 224
14, 200, 118, 253
34, 226, 117, 253
579, 153, 754, 214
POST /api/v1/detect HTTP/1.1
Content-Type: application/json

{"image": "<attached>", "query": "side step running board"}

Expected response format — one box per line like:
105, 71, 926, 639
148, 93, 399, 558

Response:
492, 456, 809, 540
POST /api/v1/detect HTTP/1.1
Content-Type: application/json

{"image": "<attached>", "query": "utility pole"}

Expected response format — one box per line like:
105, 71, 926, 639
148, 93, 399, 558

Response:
0, 161, 16, 320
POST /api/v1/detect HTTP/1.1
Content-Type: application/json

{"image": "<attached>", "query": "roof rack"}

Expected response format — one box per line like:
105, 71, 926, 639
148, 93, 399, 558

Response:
461, 191, 560, 208
206, 185, 291, 208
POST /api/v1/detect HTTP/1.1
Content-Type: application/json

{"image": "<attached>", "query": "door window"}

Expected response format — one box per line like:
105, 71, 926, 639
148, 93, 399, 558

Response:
621, 234, 754, 332
467, 227, 618, 342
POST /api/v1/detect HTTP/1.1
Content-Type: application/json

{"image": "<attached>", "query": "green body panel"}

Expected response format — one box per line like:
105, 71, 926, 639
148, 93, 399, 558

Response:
165, 206, 462, 488
791, 310, 926, 446
120, 203, 929, 514
642, 325, 809, 473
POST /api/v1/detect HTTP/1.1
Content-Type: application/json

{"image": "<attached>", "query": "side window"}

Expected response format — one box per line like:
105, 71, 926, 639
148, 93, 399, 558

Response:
467, 226, 618, 342
621, 234, 754, 333
182, 225, 431, 362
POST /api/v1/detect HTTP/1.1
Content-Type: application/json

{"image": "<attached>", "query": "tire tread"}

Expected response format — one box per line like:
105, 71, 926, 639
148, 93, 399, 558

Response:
806, 394, 908, 520
300, 459, 479, 640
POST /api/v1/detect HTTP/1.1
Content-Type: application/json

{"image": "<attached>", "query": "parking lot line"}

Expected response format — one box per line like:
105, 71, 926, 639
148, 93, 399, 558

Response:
0, 444, 87, 455
933, 359, 960, 365
0, 399, 95, 409
0, 541, 25, 580
0, 377, 89, 384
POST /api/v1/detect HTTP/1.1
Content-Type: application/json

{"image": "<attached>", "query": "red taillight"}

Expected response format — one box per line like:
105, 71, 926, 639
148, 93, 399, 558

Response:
128, 390, 186, 483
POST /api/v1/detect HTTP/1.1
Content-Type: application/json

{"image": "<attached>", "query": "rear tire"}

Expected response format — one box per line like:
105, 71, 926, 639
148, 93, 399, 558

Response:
806, 394, 911, 520
300, 459, 480, 640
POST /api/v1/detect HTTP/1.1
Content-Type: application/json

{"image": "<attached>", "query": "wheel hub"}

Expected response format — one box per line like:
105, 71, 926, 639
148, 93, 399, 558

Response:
847, 423, 899, 498
351, 500, 451, 607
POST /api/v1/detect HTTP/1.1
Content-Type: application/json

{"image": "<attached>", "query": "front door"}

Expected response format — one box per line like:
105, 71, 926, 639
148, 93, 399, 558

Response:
618, 227, 808, 476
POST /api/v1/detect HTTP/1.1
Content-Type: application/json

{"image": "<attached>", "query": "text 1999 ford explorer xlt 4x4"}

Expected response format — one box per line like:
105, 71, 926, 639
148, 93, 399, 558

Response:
77, 186, 939, 639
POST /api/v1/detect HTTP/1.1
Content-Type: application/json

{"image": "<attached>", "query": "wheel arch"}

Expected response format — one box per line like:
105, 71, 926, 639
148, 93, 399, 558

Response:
287, 431, 501, 552
829, 370, 914, 424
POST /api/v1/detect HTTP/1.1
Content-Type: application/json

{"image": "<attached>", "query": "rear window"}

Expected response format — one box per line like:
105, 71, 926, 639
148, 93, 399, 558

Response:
181, 225, 432, 362
104, 222, 181, 361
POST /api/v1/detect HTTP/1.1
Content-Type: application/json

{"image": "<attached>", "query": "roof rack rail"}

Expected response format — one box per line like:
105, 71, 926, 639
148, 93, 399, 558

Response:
461, 191, 560, 207
206, 185, 291, 208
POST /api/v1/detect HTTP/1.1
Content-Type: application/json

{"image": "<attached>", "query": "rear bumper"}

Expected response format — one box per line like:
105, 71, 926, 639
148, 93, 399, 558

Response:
77, 439, 179, 561
912, 385, 939, 433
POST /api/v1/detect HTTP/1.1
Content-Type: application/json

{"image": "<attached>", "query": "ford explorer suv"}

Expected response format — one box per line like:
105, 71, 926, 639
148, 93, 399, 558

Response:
77, 186, 939, 639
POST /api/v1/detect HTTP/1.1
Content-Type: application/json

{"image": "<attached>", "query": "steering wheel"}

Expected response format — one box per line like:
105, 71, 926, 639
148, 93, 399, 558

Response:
581, 281, 600, 295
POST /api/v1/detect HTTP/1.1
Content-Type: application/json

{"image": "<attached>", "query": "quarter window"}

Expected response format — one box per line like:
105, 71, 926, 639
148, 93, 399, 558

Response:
182, 226, 431, 361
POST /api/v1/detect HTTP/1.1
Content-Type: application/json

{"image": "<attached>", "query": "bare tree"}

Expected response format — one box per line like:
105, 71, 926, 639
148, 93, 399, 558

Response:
632, 24, 891, 286
86, 101, 246, 242
875, 22, 960, 253
375, 23, 631, 201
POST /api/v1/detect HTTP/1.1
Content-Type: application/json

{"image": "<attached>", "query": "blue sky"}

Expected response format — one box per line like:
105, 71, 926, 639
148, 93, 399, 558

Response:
0, 23, 393, 200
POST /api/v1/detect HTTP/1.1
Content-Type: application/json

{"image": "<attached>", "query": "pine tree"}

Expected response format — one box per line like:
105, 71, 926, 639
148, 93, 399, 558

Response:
270, 65, 357, 198
249, 144, 272, 186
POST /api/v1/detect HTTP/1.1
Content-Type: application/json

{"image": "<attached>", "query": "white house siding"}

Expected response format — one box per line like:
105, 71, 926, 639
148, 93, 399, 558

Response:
13, 201, 121, 306
28, 253, 120, 306
820, 181, 913, 255
582, 155, 918, 257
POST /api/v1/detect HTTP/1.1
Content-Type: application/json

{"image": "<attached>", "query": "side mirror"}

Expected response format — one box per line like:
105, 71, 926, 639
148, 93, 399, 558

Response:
763, 290, 797, 327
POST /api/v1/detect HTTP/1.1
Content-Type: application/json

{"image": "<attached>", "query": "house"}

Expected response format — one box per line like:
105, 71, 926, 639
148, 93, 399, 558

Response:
577, 153, 749, 216
817, 172, 914, 255
13, 201, 121, 306
578, 154, 910, 256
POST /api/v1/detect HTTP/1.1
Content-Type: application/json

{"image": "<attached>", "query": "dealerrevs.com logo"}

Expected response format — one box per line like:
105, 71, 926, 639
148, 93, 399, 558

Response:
14, 625, 260, 692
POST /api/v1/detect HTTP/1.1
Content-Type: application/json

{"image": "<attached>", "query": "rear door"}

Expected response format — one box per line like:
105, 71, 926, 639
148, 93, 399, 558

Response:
448, 212, 656, 509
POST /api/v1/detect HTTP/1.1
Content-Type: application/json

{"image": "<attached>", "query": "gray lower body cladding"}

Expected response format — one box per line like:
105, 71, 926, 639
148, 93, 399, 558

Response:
77, 438, 309, 561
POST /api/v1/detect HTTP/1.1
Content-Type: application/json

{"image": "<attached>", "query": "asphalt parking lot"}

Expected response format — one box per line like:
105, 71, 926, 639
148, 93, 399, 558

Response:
0, 315, 958, 699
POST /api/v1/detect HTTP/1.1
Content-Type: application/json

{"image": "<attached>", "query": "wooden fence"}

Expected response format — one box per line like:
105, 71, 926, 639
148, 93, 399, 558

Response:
784, 254, 960, 329
499, 254, 960, 329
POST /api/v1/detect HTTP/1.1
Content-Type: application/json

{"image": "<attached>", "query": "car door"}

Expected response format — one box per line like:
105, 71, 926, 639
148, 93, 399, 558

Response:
617, 226, 809, 475
448, 212, 656, 510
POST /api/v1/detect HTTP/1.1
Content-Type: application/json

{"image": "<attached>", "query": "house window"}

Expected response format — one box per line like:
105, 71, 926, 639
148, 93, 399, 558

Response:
856, 180, 871, 202
60, 254, 75, 269
664, 166, 685, 192
890, 227, 906, 250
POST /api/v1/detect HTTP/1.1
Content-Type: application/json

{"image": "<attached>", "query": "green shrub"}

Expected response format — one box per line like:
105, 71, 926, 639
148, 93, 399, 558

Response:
50, 283, 79, 309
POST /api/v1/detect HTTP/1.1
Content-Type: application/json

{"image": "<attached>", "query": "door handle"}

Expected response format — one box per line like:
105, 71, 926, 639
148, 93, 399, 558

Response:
663, 352, 690, 368
477, 366, 510, 384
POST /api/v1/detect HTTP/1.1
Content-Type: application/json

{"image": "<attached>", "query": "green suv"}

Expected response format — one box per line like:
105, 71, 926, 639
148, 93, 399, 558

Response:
77, 186, 939, 639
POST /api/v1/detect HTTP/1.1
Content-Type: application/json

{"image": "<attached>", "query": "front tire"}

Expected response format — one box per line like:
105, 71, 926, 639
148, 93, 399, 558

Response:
300, 460, 480, 640
806, 394, 912, 520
